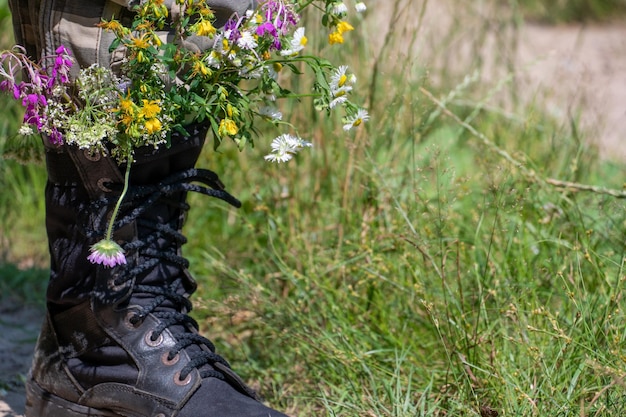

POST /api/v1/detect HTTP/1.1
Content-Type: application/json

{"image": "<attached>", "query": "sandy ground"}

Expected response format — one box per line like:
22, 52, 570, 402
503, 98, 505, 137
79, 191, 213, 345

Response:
1, 5, 626, 417
517, 22, 626, 162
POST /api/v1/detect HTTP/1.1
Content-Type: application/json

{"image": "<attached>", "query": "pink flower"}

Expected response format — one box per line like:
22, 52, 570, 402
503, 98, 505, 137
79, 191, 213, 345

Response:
88, 239, 127, 268
52, 45, 73, 84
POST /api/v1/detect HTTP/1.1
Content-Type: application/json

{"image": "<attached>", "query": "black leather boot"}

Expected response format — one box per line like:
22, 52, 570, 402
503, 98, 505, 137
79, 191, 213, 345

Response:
25, 125, 288, 417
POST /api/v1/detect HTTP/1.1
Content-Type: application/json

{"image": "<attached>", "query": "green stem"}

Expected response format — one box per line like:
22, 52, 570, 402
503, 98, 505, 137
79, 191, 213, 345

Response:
105, 157, 132, 241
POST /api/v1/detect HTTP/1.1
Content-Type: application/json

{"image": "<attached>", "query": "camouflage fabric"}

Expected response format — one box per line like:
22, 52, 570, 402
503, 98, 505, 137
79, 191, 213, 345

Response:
8, 0, 254, 77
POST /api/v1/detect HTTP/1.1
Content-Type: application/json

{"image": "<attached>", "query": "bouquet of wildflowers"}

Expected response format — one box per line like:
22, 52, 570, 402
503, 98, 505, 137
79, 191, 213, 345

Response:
0, 0, 368, 266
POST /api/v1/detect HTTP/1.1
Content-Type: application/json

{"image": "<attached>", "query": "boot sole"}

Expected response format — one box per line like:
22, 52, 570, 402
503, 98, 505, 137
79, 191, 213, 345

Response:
25, 379, 121, 417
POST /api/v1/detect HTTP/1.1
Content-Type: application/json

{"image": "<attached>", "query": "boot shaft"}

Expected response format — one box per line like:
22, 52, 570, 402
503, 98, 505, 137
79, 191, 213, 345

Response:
43, 125, 207, 307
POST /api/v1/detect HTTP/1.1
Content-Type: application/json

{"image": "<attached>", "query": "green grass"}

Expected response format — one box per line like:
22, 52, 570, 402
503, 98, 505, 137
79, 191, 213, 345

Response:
1, 0, 626, 416
512, 0, 626, 23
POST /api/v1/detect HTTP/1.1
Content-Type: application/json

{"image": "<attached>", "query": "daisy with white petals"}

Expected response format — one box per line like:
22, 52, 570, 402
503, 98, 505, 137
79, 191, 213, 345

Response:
280, 27, 308, 56
237, 30, 258, 50
264, 133, 313, 163
343, 108, 370, 131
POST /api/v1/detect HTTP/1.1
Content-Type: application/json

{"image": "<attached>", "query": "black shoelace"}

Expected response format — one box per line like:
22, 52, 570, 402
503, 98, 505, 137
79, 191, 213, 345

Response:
89, 167, 241, 381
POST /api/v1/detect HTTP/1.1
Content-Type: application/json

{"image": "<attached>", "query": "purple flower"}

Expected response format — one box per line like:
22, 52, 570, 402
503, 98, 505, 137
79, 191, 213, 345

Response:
256, 22, 282, 50
88, 239, 127, 268
223, 19, 242, 43
49, 128, 64, 145
259, 0, 299, 35
0, 80, 21, 99
256, 21, 277, 37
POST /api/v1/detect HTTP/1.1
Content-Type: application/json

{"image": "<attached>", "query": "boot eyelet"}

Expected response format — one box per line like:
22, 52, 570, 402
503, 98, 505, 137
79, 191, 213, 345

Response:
84, 149, 101, 161
108, 275, 129, 292
174, 371, 192, 386
97, 177, 113, 193
145, 331, 164, 347
162, 351, 180, 366
124, 311, 140, 330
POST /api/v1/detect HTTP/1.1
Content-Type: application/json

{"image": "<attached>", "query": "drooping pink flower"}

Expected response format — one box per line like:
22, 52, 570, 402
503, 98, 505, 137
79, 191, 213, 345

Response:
88, 239, 127, 268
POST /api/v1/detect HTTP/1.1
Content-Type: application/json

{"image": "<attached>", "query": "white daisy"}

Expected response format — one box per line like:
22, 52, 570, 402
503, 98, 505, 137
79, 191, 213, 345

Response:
237, 31, 258, 50
355, 2, 367, 13
329, 94, 349, 109
330, 65, 354, 91
343, 109, 370, 131
264, 152, 293, 163
264, 134, 313, 163
280, 27, 308, 56
205, 50, 222, 68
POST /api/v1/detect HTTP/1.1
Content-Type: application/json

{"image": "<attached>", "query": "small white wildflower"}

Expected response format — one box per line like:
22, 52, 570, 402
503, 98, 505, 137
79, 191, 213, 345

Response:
264, 151, 294, 163
332, 2, 348, 15
237, 31, 258, 50
355, 2, 367, 13
343, 108, 369, 131
330, 65, 354, 91
18, 124, 34, 135
280, 27, 307, 56
205, 50, 222, 69
258, 105, 283, 121
329, 95, 349, 109
264, 133, 312, 163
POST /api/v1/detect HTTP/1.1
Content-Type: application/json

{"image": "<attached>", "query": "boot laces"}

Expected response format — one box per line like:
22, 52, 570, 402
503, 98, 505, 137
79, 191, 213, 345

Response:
90, 168, 241, 381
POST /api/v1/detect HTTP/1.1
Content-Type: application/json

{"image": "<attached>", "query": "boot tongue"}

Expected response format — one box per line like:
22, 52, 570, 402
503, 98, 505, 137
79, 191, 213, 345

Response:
120, 125, 222, 378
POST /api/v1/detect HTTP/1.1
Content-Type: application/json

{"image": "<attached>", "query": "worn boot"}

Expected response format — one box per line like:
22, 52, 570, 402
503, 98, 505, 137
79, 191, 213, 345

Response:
25, 125, 289, 417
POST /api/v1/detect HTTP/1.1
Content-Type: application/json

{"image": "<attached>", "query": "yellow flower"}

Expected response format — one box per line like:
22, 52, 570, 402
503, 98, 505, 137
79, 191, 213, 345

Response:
131, 35, 151, 49
337, 21, 354, 35
120, 113, 134, 128
329, 21, 354, 45
198, 6, 215, 19
118, 96, 136, 116
195, 20, 216, 37
151, 33, 163, 47
191, 60, 212, 77
329, 31, 344, 45
218, 118, 238, 137
98, 20, 129, 36
139, 100, 161, 119
144, 118, 163, 134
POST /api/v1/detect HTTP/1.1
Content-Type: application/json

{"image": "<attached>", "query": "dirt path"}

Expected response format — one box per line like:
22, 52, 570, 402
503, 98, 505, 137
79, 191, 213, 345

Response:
0, 299, 42, 417
517, 22, 626, 162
